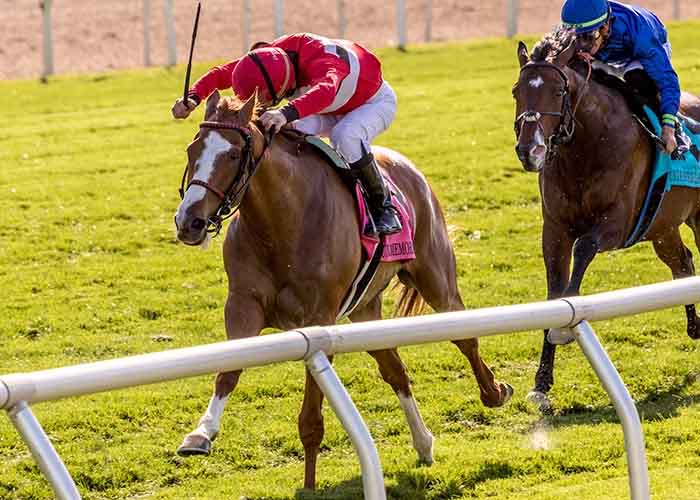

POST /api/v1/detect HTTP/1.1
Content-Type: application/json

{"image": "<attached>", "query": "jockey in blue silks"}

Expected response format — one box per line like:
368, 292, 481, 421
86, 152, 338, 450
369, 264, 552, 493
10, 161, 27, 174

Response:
561, 0, 699, 156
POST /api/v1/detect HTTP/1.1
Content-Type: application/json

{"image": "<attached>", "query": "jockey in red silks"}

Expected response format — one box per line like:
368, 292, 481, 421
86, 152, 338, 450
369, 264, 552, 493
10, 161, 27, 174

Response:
172, 32, 402, 235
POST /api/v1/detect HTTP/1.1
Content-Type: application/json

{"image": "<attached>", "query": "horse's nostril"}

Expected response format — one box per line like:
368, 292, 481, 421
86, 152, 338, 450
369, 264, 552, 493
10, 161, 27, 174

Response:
191, 218, 206, 231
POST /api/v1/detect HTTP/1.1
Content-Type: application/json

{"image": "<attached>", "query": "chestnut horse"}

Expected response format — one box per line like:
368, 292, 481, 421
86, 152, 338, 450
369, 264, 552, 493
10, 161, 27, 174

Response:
513, 29, 700, 410
174, 91, 512, 489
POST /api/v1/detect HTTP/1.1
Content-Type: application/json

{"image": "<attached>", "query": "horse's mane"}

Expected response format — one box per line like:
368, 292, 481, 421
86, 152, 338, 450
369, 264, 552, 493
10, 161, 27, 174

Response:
214, 95, 263, 122
531, 25, 576, 62
212, 94, 308, 152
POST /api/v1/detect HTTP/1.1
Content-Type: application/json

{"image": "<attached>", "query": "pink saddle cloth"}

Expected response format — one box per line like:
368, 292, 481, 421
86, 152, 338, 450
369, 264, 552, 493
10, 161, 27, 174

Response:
356, 175, 416, 263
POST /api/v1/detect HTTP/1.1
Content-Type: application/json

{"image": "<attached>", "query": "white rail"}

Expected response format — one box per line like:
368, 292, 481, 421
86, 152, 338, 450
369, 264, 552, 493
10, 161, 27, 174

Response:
397, 0, 407, 50
507, 0, 519, 38
4, 277, 700, 499
40, 0, 54, 79
242, 0, 252, 53
164, 0, 177, 66
143, 0, 152, 67
274, 0, 284, 38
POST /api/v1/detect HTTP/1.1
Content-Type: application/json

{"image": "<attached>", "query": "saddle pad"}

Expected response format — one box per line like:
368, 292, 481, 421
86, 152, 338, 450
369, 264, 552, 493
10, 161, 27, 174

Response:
336, 178, 416, 320
624, 107, 700, 247
357, 176, 416, 263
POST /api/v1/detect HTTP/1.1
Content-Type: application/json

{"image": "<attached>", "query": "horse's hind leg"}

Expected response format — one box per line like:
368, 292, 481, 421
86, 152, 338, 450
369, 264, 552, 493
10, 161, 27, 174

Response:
177, 292, 265, 455
350, 298, 434, 465
653, 227, 700, 339
405, 242, 513, 408
686, 216, 700, 339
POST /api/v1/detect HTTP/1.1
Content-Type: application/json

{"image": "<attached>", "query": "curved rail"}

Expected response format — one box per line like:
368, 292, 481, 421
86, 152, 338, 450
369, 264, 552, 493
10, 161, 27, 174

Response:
4, 277, 700, 499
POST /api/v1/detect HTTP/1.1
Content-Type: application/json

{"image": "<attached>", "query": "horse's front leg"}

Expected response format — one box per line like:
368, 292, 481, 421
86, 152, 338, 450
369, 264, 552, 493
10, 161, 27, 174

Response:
528, 218, 573, 409
177, 290, 265, 455
530, 223, 622, 411
563, 221, 628, 301
545, 234, 601, 344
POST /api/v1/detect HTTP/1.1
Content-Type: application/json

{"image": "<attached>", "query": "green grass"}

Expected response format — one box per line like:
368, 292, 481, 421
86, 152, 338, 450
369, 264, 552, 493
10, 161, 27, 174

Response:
2, 21, 700, 499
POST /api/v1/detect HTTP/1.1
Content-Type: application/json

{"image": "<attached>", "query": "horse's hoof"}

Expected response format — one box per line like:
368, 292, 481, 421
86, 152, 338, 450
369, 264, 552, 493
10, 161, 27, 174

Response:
526, 390, 552, 413
500, 383, 514, 406
176, 434, 212, 456
547, 327, 575, 345
415, 433, 434, 466
687, 321, 700, 340
481, 382, 514, 408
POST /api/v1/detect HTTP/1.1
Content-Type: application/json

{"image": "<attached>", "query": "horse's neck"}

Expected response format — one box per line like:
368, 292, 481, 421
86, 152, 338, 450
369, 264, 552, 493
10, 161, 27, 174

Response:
238, 140, 328, 243
559, 73, 642, 178
547, 72, 651, 229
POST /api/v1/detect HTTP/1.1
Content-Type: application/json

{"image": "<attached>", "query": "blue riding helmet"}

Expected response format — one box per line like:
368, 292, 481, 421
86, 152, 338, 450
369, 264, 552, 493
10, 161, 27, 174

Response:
561, 0, 610, 34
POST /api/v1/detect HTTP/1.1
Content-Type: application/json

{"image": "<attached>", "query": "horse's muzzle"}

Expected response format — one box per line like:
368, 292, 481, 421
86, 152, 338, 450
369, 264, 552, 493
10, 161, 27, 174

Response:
175, 213, 208, 246
515, 143, 546, 172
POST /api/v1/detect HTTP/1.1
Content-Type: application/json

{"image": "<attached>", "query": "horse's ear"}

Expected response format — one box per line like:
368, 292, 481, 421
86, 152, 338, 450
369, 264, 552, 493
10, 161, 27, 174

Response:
239, 89, 258, 124
553, 39, 577, 68
204, 90, 220, 121
517, 41, 529, 68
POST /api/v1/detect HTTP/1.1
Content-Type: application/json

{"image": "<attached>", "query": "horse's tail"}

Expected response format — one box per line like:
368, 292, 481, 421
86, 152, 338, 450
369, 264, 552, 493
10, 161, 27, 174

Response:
394, 282, 426, 317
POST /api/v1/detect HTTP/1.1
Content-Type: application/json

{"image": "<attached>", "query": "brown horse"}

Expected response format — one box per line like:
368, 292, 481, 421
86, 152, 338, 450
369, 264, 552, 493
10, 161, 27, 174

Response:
512, 29, 700, 410
173, 91, 512, 489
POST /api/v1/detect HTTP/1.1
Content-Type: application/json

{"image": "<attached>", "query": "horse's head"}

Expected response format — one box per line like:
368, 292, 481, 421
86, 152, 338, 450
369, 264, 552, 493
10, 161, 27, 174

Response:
512, 30, 578, 173
175, 90, 262, 246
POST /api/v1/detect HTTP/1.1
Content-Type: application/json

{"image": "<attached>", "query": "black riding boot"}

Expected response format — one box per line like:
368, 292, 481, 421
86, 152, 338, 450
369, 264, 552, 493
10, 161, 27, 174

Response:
624, 69, 659, 113
350, 151, 402, 235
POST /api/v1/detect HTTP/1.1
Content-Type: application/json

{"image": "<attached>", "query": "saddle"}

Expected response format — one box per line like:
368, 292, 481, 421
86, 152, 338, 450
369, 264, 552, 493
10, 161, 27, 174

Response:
279, 128, 397, 235
587, 65, 700, 161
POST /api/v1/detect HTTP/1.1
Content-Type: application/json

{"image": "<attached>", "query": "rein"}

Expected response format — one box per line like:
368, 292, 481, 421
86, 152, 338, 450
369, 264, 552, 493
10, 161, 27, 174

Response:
178, 120, 272, 237
514, 56, 592, 163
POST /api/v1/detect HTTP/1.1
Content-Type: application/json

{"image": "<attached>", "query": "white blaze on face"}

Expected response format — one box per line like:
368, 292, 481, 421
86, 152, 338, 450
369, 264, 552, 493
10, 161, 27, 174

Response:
175, 131, 232, 227
397, 393, 434, 464
534, 126, 546, 147
529, 76, 544, 88
192, 394, 229, 441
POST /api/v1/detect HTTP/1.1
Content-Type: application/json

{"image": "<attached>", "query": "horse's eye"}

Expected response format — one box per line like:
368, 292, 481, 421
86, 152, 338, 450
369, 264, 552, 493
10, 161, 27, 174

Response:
229, 151, 240, 160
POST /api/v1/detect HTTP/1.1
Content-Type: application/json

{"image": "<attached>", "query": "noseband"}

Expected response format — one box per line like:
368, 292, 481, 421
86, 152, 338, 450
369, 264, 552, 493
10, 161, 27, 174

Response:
514, 62, 577, 163
178, 121, 270, 237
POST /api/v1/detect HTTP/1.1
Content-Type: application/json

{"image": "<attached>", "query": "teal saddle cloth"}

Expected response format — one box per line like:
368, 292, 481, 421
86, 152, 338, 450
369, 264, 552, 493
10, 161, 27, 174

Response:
623, 108, 700, 247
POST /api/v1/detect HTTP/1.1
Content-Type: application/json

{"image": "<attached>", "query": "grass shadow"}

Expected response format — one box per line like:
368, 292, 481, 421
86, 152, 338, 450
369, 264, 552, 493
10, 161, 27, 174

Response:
236, 460, 519, 499
386, 460, 521, 499
548, 373, 700, 428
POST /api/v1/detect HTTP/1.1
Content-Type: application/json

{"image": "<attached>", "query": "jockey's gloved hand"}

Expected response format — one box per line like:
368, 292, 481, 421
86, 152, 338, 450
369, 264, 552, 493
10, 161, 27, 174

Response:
260, 110, 287, 134
172, 97, 198, 119
662, 125, 678, 156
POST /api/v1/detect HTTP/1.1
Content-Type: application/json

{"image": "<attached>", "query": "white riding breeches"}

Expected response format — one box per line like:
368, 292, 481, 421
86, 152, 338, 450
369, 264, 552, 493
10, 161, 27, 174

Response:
292, 81, 397, 163
625, 42, 672, 76
604, 42, 673, 77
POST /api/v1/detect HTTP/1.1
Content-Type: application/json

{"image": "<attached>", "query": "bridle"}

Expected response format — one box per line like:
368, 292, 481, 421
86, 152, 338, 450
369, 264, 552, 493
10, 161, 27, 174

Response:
178, 120, 271, 237
514, 61, 587, 163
